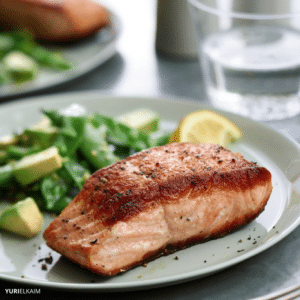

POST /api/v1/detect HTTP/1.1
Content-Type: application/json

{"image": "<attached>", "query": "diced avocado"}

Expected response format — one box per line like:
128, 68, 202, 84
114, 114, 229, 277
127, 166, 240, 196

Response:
0, 134, 18, 149
0, 197, 43, 238
118, 108, 160, 133
12, 146, 63, 185
25, 127, 58, 148
3, 51, 38, 83
25, 116, 58, 148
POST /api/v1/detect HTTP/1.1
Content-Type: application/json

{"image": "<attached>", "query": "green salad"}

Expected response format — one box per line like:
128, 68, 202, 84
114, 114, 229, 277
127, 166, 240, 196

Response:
0, 31, 72, 84
0, 105, 171, 214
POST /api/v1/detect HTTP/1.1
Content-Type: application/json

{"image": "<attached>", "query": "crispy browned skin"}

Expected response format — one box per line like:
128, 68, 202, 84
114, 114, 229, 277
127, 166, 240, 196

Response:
43, 143, 272, 276
0, 0, 109, 42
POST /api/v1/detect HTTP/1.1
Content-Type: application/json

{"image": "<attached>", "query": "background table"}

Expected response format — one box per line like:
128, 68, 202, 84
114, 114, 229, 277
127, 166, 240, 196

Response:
1, 1, 300, 299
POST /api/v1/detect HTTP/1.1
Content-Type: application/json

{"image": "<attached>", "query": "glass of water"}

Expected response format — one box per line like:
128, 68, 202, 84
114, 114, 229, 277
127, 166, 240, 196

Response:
188, 0, 300, 121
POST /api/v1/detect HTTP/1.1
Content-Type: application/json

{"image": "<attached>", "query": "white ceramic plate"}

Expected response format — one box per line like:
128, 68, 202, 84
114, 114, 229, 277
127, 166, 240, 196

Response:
0, 92, 300, 292
0, 9, 120, 99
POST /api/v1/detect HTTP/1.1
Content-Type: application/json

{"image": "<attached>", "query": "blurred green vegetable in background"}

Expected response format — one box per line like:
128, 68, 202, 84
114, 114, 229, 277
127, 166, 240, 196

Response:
0, 30, 72, 84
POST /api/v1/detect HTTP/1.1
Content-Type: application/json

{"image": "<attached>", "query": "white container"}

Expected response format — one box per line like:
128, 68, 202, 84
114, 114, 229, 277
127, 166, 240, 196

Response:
156, 0, 198, 60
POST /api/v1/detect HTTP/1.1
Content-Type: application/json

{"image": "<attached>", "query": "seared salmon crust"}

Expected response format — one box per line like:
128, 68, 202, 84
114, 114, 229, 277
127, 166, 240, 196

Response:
43, 142, 272, 276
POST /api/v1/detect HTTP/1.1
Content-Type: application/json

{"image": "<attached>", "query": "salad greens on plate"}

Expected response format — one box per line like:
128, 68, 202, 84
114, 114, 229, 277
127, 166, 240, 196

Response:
0, 104, 171, 214
0, 30, 72, 85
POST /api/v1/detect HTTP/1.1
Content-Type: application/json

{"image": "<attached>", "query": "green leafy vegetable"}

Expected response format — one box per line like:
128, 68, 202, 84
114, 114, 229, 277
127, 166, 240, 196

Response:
58, 159, 90, 190
0, 164, 13, 187
0, 30, 72, 85
7, 144, 42, 160
0, 105, 171, 214
43, 110, 86, 157
40, 174, 69, 212
93, 114, 153, 151
79, 122, 119, 169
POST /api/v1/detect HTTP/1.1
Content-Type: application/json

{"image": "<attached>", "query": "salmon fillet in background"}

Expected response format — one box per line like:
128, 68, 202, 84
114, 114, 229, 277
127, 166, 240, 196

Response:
0, 0, 109, 42
43, 142, 273, 276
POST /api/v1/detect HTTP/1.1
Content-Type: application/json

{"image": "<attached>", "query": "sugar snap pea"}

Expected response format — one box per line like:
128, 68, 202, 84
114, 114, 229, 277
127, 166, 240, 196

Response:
79, 123, 119, 169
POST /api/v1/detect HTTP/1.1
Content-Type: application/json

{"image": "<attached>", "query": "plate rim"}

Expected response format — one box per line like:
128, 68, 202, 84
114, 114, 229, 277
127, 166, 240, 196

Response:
0, 91, 300, 292
0, 6, 121, 100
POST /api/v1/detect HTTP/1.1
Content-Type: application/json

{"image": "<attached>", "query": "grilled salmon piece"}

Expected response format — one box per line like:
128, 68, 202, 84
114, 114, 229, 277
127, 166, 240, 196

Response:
43, 143, 272, 276
0, 0, 109, 42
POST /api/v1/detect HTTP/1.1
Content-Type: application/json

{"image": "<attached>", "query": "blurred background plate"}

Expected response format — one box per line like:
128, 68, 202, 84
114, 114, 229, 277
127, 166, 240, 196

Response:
0, 8, 120, 100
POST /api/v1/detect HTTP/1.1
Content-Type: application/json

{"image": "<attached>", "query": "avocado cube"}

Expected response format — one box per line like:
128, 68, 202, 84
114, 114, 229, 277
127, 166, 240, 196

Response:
118, 108, 160, 133
0, 197, 43, 238
12, 146, 62, 185
0, 134, 18, 149
25, 127, 58, 148
3, 51, 38, 83
24, 116, 58, 147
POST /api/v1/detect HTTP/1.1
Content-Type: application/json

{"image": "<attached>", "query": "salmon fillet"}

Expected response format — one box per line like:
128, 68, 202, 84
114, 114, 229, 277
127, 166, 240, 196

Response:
0, 0, 109, 42
43, 142, 272, 276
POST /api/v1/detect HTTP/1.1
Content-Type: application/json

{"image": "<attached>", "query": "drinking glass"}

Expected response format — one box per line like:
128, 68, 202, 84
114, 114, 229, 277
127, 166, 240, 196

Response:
188, 0, 300, 121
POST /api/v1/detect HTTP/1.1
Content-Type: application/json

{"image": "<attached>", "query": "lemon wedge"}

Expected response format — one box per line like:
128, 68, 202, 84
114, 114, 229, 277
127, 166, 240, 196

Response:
169, 110, 242, 146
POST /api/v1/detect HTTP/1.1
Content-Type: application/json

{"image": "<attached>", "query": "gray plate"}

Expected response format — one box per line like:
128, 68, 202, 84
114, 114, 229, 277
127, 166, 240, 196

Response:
0, 92, 300, 292
0, 8, 120, 99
